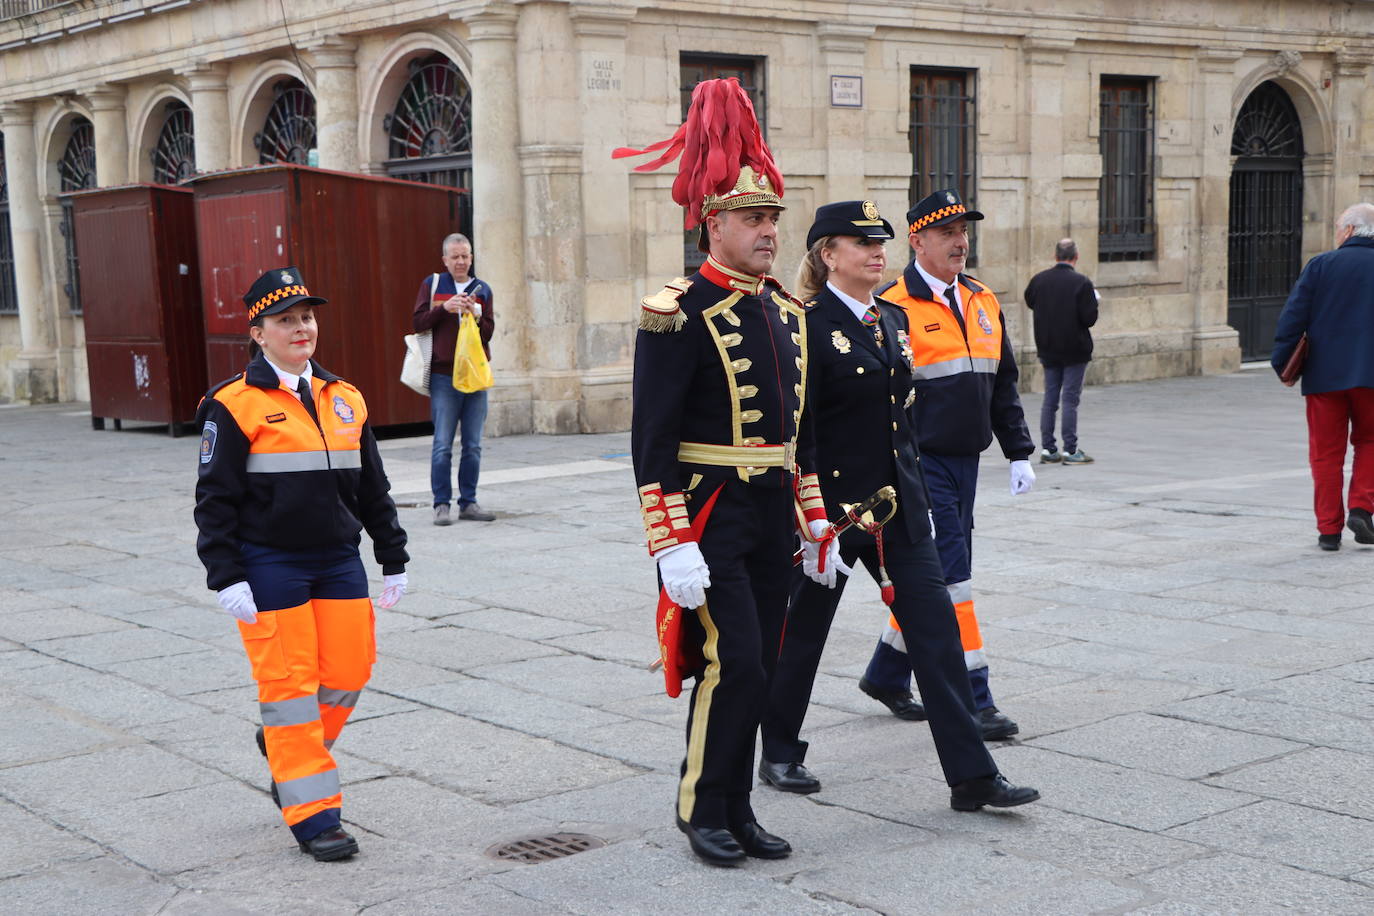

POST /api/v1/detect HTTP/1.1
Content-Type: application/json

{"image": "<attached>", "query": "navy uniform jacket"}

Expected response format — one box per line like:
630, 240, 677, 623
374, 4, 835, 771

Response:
796, 287, 930, 542
631, 257, 825, 554
1272, 235, 1374, 395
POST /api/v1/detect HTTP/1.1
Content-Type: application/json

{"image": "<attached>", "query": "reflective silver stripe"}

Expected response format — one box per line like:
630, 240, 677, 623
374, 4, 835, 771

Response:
247, 451, 330, 473
329, 450, 362, 470
245, 449, 363, 473
964, 648, 988, 670
275, 768, 342, 809
912, 357, 1000, 381
946, 580, 973, 605
913, 358, 969, 381
260, 695, 321, 728
318, 687, 361, 709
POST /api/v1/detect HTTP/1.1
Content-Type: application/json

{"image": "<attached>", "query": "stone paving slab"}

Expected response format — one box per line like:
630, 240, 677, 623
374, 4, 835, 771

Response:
4, 372, 1374, 912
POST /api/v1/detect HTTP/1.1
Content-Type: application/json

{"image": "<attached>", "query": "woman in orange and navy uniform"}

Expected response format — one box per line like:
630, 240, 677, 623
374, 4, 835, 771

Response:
194, 267, 408, 862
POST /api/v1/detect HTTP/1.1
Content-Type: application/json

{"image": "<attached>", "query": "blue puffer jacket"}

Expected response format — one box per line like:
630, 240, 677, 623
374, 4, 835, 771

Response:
1271, 236, 1374, 395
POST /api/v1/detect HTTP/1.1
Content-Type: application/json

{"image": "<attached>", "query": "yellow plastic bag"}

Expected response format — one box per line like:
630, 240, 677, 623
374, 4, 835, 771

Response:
453, 312, 494, 393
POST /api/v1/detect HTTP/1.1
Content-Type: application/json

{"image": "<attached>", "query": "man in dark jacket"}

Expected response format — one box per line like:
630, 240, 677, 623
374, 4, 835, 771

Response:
1272, 203, 1374, 551
1023, 239, 1099, 465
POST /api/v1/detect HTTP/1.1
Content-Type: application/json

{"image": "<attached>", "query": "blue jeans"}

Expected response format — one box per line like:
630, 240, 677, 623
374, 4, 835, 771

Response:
1040, 362, 1088, 454
429, 373, 488, 508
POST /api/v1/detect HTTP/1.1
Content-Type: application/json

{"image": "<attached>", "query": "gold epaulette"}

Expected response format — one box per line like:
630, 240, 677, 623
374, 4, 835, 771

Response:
640, 278, 692, 333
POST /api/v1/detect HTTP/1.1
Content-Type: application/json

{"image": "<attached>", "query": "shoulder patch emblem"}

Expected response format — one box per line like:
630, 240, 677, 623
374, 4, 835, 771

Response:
199, 421, 218, 465
332, 395, 355, 423
977, 306, 994, 335
640, 278, 692, 333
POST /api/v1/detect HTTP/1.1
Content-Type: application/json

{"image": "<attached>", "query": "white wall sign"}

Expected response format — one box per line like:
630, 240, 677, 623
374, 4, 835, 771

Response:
830, 75, 862, 108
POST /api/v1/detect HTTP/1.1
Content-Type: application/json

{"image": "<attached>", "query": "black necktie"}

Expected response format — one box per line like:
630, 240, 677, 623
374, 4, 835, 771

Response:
297, 377, 320, 425
944, 285, 967, 338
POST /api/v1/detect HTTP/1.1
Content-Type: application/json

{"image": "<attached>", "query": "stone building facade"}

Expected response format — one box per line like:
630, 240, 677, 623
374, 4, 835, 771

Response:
2, 0, 1372, 432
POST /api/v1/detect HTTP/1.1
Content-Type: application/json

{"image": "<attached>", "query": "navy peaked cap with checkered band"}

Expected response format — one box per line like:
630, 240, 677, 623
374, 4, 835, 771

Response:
906, 188, 984, 234
243, 266, 328, 322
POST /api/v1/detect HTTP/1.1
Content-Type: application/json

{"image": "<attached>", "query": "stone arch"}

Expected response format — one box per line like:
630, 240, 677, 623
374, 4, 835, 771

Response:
1232, 58, 1333, 159
132, 84, 193, 183
232, 59, 313, 167
39, 104, 95, 197
359, 30, 472, 168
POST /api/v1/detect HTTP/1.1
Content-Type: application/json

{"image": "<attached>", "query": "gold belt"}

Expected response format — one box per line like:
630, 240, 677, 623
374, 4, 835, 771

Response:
678, 441, 796, 469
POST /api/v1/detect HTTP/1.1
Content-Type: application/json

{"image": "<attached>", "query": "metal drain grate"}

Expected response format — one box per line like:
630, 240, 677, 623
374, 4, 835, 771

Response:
486, 833, 606, 864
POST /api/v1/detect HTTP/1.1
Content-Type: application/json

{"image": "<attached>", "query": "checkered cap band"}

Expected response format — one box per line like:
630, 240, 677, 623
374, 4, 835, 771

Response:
248, 285, 310, 320
909, 204, 966, 234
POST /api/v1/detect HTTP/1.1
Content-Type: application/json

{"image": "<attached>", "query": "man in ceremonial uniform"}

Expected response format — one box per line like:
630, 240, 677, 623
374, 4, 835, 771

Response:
616, 78, 840, 867
859, 189, 1036, 741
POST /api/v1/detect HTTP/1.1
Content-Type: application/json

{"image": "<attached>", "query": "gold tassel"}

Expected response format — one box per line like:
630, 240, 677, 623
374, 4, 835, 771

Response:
639, 307, 688, 333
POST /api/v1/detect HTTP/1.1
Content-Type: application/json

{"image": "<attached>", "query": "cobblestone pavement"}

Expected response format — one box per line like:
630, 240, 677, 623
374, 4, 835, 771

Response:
2, 368, 1373, 914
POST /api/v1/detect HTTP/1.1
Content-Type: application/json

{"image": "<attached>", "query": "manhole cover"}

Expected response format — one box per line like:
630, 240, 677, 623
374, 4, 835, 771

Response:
486, 833, 606, 864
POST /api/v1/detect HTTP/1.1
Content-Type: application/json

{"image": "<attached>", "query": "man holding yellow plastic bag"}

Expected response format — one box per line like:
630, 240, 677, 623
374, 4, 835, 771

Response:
411, 232, 497, 524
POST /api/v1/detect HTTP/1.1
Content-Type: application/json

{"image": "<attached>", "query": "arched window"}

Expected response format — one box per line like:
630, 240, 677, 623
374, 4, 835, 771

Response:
254, 78, 317, 165
151, 100, 196, 184
383, 54, 472, 231
1227, 81, 1305, 360
58, 117, 96, 313
0, 136, 16, 314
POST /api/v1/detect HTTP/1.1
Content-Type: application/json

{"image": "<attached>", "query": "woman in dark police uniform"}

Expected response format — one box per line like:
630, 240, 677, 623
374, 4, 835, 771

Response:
194, 267, 409, 861
757, 203, 1039, 812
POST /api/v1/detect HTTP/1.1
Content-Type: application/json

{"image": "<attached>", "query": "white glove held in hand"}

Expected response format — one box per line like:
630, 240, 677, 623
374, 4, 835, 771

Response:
216, 581, 259, 624
378, 572, 408, 609
1010, 459, 1036, 496
802, 520, 853, 589
657, 542, 711, 609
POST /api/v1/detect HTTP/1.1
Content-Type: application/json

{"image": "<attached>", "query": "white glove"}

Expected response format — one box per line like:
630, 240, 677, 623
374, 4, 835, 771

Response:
802, 520, 853, 588
216, 581, 259, 624
1010, 459, 1036, 496
378, 572, 408, 609
657, 542, 711, 609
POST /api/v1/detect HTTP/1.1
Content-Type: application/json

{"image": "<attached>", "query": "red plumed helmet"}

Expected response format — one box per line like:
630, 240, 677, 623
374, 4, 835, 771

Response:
613, 78, 784, 229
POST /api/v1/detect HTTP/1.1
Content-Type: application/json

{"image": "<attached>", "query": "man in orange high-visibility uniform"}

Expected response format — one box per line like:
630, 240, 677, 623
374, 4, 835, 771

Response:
858, 189, 1036, 742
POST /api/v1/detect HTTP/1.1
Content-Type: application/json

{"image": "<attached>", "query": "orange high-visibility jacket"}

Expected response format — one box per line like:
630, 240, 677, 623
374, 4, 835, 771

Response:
194, 355, 408, 590
880, 262, 1033, 459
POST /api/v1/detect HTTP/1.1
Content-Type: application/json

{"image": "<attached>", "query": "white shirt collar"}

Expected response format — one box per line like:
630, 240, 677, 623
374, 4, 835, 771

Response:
913, 259, 961, 312
825, 280, 876, 324
264, 356, 313, 397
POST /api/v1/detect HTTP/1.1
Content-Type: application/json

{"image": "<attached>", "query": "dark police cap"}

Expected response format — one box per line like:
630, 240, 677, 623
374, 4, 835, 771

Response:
243, 266, 328, 322
906, 188, 984, 234
806, 199, 896, 249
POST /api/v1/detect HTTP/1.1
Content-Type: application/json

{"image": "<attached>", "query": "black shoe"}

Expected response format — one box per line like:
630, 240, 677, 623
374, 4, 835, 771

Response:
950, 774, 1041, 812
1318, 533, 1342, 551
298, 827, 359, 861
858, 677, 927, 721
758, 758, 821, 794
676, 817, 745, 867
255, 728, 281, 809
1347, 509, 1374, 545
979, 706, 1019, 741
729, 821, 792, 859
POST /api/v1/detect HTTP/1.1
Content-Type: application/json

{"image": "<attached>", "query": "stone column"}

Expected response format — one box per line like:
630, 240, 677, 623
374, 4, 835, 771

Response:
1331, 49, 1372, 219
571, 1, 637, 432
1193, 49, 1242, 374
87, 85, 128, 186
183, 62, 230, 172
0, 102, 58, 402
517, 1, 583, 433
1022, 38, 1072, 275
305, 37, 360, 172
455, 2, 529, 432
817, 24, 874, 202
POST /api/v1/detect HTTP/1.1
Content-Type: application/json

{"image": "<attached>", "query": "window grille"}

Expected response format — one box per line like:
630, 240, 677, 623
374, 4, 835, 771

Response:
255, 79, 316, 165
59, 117, 96, 314
0, 135, 17, 314
1099, 77, 1156, 262
910, 68, 977, 265
383, 54, 474, 236
151, 100, 196, 185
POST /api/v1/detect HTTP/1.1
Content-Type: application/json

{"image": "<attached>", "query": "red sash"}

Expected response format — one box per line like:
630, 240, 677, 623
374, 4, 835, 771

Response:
654, 484, 724, 698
